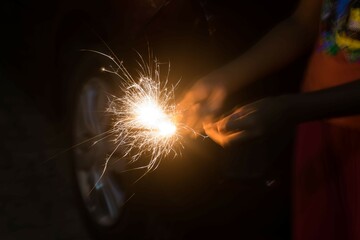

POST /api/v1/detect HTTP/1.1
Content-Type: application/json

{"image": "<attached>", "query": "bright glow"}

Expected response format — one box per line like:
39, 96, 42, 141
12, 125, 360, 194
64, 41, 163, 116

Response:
88, 51, 184, 174
80, 49, 203, 188
133, 97, 177, 137
158, 120, 177, 137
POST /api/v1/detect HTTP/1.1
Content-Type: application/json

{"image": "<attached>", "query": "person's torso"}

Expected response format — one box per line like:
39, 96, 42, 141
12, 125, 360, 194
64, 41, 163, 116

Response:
302, 0, 360, 130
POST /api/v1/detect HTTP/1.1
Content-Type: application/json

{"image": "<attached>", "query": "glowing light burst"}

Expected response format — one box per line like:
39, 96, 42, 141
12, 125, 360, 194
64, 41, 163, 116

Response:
92, 49, 183, 174
108, 75, 180, 171
133, 97, 177, 137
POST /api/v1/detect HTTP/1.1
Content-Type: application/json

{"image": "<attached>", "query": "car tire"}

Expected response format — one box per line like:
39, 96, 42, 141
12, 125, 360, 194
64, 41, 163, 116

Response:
65, 52, 154, 240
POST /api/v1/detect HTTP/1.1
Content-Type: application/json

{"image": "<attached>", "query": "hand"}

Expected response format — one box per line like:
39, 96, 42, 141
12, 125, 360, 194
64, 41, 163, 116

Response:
177, 78, 227, 136
204, 97, 289, 147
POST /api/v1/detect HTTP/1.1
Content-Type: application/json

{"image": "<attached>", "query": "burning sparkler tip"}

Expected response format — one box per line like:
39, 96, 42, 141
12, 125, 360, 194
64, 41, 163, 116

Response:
105, 53, 181, 171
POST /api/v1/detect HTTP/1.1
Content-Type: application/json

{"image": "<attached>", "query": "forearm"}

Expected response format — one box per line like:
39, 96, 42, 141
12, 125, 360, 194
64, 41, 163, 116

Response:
282, 79, 360, 124
209, 16, 318, 93
205, 0, 322, 93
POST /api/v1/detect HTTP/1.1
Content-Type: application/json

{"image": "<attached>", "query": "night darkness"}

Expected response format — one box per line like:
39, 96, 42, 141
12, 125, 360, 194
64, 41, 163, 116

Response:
0, 0, 304, 239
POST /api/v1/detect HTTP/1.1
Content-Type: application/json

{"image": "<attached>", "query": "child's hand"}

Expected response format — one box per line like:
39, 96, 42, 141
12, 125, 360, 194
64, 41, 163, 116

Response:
177, 79, 227, 136
204, 97, 289, 147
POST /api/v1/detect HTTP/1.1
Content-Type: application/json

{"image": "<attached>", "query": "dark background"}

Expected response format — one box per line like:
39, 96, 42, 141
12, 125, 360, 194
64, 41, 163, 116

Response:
0, 0, 307, 239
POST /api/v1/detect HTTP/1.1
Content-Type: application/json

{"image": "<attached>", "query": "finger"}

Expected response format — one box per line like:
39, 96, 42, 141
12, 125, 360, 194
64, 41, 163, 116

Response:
214, 113, 251, 134
214, 108, 252, 133
204, 122, 243, 147
231, 108, 253, 118
182, 102, 217, 136
203, 123, 225, 146
225, 130, 257, 144
224, 116, 254, 132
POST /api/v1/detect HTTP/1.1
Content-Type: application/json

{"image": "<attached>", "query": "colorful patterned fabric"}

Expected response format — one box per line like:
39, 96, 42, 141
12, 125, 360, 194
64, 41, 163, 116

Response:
294, 1, 360, 239
301, 50, 360, 130
319, 0, 360, 62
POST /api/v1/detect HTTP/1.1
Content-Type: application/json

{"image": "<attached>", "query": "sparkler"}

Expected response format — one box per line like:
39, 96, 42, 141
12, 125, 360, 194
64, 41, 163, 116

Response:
87, 49, 183, 178
107, 68, 181, 171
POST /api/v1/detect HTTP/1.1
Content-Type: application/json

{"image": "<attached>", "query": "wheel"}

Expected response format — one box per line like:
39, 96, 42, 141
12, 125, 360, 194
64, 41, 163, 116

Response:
67, 54, 150, 239
73, 75, 125, 225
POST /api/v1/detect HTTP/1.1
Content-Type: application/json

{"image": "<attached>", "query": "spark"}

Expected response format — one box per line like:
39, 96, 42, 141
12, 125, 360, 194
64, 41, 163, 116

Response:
85, 49, 183, 178
108, 74, 181, 171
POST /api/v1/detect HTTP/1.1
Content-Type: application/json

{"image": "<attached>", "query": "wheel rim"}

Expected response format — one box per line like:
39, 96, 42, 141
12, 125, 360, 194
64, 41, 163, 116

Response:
73, 77, 126, 226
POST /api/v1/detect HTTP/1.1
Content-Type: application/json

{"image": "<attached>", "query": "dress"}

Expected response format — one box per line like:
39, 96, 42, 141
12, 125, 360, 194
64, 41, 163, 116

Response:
294, 0, 360, 239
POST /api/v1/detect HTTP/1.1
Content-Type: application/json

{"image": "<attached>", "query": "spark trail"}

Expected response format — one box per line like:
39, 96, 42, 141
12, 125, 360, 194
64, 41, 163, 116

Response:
84, 49, 184, 181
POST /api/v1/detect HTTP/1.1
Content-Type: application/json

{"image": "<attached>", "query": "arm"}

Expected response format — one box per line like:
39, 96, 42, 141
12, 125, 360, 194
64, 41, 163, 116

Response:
205, 79, 360, 147
284, 79, 360, 123
178, 0, 322, 132
214, 0, 322, 92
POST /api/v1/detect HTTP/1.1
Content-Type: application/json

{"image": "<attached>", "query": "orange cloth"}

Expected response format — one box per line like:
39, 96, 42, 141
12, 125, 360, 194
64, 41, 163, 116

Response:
302, 49, 360, 130
294, 121, 360, 240
294, 43, 360, 240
